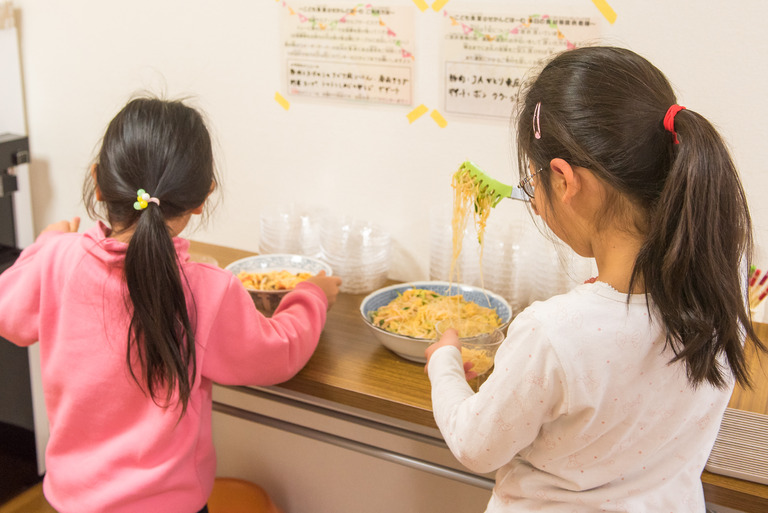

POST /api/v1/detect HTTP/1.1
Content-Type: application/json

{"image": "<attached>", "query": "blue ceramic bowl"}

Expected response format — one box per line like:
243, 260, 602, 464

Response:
360, 281, 512, 363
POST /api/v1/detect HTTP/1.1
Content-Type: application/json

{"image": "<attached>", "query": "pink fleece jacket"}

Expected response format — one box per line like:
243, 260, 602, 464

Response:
0, 222, 328, 513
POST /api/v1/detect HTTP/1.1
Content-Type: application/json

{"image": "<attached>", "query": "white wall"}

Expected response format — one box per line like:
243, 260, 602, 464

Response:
11, 0, 768, 286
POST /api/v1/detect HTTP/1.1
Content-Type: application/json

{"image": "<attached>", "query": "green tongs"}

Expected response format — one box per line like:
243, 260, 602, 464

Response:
459, 161, 529, 206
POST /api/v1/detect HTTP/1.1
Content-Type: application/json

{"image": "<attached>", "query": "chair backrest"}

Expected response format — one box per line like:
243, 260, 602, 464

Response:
207, 478, 284, 513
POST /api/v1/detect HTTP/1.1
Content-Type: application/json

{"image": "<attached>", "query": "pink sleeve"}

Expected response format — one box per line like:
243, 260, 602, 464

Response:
0, 231, 60, 346
200, 278, 328, 386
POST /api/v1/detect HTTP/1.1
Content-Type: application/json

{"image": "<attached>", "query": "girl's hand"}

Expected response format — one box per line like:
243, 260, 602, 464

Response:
306, 270, 342, 309
424, 328, 478, 380
41, 216, 80, 235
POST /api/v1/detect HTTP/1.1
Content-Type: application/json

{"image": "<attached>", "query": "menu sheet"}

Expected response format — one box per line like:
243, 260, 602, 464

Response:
441, 9, 600, 119
281, 2, 416, 106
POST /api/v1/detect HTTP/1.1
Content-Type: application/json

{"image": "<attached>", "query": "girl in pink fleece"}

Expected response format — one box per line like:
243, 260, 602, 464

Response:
0, 97, 341, 513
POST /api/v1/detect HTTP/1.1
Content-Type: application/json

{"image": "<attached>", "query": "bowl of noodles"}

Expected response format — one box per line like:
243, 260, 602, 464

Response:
226, 254, 332, 316
360, 281, 512, 363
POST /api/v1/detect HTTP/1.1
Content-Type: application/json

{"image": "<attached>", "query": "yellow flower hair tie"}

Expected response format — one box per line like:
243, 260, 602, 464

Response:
133, 189, 160, 210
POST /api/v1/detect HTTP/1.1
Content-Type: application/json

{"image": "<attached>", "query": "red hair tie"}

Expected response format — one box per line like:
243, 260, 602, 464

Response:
663, 104, 686, 144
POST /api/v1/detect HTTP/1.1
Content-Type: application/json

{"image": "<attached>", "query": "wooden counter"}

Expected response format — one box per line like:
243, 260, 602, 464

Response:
190, 240, 438, 428
701, 322, 768, 511
191, 240, 768, 512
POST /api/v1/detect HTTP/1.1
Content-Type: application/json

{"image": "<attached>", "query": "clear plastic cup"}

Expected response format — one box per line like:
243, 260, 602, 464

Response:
434, 319, 504, 377
259, 208, 321, 257
320, 215, 391, 294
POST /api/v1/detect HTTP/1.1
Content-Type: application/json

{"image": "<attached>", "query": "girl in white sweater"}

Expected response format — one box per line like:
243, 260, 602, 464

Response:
425, 46, 765, 513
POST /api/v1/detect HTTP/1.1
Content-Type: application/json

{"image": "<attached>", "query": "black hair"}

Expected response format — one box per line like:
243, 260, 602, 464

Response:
84, 96, 217, 414
516, 46, 764, 388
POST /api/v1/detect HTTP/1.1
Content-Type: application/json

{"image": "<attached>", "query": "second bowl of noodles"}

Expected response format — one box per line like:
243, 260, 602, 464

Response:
360, 281, 512, 363
226, 254, 332, 316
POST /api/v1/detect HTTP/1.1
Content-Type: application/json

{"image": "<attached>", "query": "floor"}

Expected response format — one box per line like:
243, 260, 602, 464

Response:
0, 418, 746, 513
0, 422, 42, 509
0, 483, 55, 513
0, 467, 745, 513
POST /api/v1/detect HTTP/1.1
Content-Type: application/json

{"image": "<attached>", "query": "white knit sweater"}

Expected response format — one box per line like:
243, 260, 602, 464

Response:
428, 282, 732, 513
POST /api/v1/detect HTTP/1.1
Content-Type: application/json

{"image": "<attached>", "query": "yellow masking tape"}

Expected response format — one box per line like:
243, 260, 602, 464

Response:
407, 104, 429, 123
412, 0, 428, 12
591, 0, 617, 24
274, 92, 290, 110
431, 0, 450, 12
430, 109, 447, 128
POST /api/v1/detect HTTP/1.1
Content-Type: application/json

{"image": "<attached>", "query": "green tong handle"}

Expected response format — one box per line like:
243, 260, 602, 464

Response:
460, 161, 527, 206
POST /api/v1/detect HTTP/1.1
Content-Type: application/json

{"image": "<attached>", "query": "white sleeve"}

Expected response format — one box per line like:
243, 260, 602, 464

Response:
428, 311, 568, 474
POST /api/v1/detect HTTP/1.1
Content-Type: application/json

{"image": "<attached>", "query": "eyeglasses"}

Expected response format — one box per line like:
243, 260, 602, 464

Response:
518, 162, 543, 199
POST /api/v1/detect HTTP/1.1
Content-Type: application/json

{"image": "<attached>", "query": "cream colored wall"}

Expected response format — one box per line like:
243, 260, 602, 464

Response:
12, 0, 768, 287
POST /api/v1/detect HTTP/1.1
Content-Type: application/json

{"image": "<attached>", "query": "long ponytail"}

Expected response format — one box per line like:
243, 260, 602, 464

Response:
125, 204, 196, 415
632, 108, 761, 388
516, 46, 764, 389
85, 97, 216, 414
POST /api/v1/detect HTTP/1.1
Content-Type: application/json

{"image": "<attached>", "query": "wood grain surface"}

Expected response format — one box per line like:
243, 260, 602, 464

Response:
191, 240, 768, 511
189, 239, 437, 427
728, 322, 768, 415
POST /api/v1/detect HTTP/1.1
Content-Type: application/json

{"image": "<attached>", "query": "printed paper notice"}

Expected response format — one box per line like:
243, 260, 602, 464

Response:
441, 10, 600, 119
281, 2, 415, 106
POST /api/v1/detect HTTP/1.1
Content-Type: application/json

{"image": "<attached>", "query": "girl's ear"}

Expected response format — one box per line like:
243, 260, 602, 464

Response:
91, 163, 103, 201
189, 181, 216, 216
549, 158, 581, 204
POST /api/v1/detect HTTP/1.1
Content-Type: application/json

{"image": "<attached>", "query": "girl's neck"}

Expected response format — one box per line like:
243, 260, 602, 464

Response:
109, 225, 134, 243
592, 230, 645, 294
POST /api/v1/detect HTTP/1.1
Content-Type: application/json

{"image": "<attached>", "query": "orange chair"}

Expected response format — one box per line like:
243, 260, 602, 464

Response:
207, 477, 284, 513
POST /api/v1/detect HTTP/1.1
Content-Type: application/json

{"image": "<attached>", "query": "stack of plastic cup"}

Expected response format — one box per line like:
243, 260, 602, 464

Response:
320, 215, 391, 294
429, 201, 594, 315
480, 212, 530, 315
259, 207, 321, 258
524, 228, 594, 304
429, 205, 482, 287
